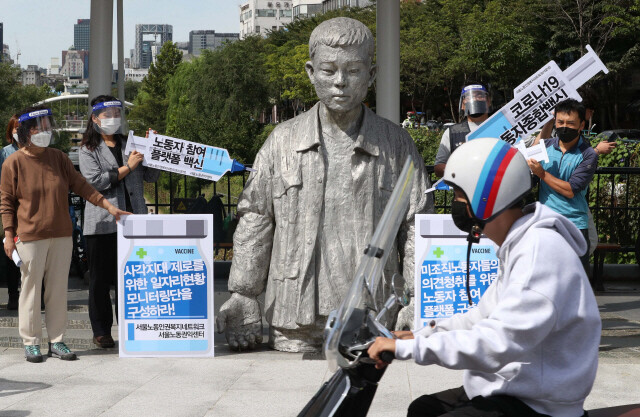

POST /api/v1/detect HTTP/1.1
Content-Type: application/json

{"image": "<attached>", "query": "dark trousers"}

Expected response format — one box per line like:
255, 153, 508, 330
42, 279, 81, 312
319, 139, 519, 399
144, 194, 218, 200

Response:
579, 228, 590, 273
86, 233, 118, 337
4, 252, 21, 297
407, 386, 554, 417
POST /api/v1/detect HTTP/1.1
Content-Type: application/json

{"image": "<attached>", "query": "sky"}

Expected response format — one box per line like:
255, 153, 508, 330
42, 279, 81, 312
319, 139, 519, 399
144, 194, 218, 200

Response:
1, 0, 243, 69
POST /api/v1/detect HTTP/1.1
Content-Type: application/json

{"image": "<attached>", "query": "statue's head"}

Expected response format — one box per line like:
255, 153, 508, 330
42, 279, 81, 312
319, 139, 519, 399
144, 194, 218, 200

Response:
306, 17, 376, 114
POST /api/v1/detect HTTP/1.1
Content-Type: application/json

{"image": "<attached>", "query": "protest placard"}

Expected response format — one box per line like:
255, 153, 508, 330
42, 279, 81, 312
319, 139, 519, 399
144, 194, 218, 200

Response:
125, 131, 252, 182
117, 214, 215, 357
467, 44, 609, 151
414, 214, 499, 329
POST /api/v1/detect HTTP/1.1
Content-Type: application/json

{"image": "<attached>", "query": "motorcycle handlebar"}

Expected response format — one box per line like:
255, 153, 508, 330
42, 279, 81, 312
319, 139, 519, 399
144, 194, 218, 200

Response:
380, 351, 395, 364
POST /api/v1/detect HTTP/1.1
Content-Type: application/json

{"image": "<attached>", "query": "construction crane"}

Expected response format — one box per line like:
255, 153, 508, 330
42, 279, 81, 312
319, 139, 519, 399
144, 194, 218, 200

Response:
15, 40, 21, 67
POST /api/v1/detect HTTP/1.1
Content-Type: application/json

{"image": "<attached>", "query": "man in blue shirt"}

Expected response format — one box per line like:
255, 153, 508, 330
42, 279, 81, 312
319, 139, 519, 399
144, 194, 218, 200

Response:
527, 99, 597, 270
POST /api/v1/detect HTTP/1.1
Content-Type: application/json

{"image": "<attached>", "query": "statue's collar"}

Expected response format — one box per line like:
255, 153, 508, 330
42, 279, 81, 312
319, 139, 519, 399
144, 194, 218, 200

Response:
354, 105, 380, 157
295, 103, 379, 157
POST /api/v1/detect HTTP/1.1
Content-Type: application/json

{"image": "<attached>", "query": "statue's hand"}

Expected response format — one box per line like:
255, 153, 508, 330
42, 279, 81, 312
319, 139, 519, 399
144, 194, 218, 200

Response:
216, 293, 263, 351
394, 296, 415, 331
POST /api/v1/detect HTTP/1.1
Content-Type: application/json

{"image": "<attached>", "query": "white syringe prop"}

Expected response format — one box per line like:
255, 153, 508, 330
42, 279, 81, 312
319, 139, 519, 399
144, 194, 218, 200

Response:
125, 131, 254, 182
467, 44, 609, 151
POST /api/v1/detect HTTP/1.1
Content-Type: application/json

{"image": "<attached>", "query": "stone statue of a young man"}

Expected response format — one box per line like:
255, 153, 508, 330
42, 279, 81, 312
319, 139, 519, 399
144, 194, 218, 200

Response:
216, 17, 433, 352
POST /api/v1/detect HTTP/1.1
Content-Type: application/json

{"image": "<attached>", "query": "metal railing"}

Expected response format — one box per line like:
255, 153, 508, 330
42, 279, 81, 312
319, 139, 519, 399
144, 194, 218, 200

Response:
590, 167, 640, 250
136, 165, 639, 263
58, 119, 88, 132
145, 169, 251, 216
144, 165, 640, 219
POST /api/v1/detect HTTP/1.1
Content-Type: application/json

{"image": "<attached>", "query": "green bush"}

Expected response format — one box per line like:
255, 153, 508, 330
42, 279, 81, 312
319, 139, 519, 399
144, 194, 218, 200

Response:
406, 127, 443, 165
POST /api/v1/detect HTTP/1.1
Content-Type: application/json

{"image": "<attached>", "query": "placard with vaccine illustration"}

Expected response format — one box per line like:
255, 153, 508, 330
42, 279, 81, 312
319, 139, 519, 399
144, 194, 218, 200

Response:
414, 214, 499, 330
124, 131, 254, 182
117, 214, 214, 357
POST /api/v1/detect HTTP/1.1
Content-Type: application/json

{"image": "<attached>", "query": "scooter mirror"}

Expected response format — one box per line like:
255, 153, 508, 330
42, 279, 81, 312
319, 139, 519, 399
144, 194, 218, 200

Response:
391, 273, 411, 307
391, 272, 405, 290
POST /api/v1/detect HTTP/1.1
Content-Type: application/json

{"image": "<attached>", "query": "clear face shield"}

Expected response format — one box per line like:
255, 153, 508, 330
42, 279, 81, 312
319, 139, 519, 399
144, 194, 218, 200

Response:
92, 101, 123, 136
458, 85, 489, 118
19, 109, 58, 148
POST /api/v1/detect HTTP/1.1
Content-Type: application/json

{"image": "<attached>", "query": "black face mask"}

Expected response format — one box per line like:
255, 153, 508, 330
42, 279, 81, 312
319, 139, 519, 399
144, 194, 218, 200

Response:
556, 126, 580, 143
451, 201, 476, 234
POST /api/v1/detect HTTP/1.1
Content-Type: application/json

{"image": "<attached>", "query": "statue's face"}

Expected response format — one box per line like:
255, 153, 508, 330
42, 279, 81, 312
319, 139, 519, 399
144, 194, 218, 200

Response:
306, 44, 376, 114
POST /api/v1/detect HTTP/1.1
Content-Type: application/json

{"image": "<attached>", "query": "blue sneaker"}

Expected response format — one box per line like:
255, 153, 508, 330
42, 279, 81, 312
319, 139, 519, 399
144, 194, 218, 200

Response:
25, 345, 43, 363
48, 342, 77, 361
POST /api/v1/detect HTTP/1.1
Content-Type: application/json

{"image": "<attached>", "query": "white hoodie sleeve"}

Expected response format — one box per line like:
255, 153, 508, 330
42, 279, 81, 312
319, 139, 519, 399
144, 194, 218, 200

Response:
397, 250, 558, 371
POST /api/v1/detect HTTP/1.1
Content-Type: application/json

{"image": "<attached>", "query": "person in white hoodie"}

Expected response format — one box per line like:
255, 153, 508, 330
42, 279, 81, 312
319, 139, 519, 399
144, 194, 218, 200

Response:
369, 138, 601, 417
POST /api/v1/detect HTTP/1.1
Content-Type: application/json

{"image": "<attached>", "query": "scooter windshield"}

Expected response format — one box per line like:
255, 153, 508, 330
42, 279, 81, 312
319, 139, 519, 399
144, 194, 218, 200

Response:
324, 158, 415, 372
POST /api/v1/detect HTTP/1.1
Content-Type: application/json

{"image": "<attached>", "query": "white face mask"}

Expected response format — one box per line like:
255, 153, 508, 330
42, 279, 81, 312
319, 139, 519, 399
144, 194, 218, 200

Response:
98, 117, 121, 135
30, 131, 52, 147
12, 133, 18, 142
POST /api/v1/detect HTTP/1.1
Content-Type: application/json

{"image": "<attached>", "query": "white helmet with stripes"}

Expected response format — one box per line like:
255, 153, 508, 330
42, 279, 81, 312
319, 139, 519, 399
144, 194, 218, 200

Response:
443, 138, 532, 222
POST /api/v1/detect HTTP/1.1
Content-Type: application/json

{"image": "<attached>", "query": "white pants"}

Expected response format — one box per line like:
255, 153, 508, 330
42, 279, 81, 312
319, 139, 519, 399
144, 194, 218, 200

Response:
17, 237, 73, 346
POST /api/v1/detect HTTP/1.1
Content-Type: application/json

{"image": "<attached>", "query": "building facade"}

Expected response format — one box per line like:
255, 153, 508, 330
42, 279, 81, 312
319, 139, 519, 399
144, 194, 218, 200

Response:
62, 48, 89, 79
321, 0, 373, 12
2, 44, 11, 64
22, 65, 42, 86
64, 79, 89, 94
239, 0, 293, 39
134, 24, 173, 69
188, 30, 239, 56
124, 68, 149, 82
292, 0, 323, 20
41, 73, 66, 90
74, 19, 90, 51
174, 41, 189, 58
48, 57, 61, 75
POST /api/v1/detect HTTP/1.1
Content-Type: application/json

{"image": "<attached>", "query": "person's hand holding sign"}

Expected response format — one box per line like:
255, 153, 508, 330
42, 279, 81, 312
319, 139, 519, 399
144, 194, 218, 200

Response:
125, 128, 155, 172
527, 159, 545, 178
127, 150, 144, 172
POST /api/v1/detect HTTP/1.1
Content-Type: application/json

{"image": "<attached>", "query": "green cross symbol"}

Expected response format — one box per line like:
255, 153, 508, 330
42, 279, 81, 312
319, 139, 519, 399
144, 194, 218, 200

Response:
433, 247, 444, 258
136, 248, 147, 259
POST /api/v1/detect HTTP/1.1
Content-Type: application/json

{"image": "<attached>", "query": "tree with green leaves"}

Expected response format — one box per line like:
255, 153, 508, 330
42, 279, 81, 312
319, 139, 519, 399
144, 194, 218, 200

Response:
543, 0, 633, 57
265, 42, 317, 117
541, 0, 640, 128
128, 41, 182, 135
0, 62, 52, 144
111, 80, 142, 103
165, 36, 270, 163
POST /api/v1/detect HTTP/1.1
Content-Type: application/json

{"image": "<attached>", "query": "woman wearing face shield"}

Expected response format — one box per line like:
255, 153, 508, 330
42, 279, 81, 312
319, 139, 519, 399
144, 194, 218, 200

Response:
0, 106, 129, 363
78, 95, 159, 349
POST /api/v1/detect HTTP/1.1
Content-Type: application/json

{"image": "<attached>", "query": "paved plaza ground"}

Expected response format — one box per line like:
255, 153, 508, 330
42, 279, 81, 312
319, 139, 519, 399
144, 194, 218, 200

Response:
0, 276, 639, 416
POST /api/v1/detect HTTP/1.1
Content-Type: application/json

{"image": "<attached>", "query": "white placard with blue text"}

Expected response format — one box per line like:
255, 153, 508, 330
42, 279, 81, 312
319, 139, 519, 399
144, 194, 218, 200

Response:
467, 61, 580, 145
466, 45, 608, 146
125, 131, 240, 182
117, 214, 214, 357
414, 214, 499, 330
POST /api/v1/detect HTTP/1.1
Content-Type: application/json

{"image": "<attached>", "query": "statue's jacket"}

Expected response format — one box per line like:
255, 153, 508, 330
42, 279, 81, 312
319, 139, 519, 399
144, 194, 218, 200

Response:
228, 102, 433, 329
